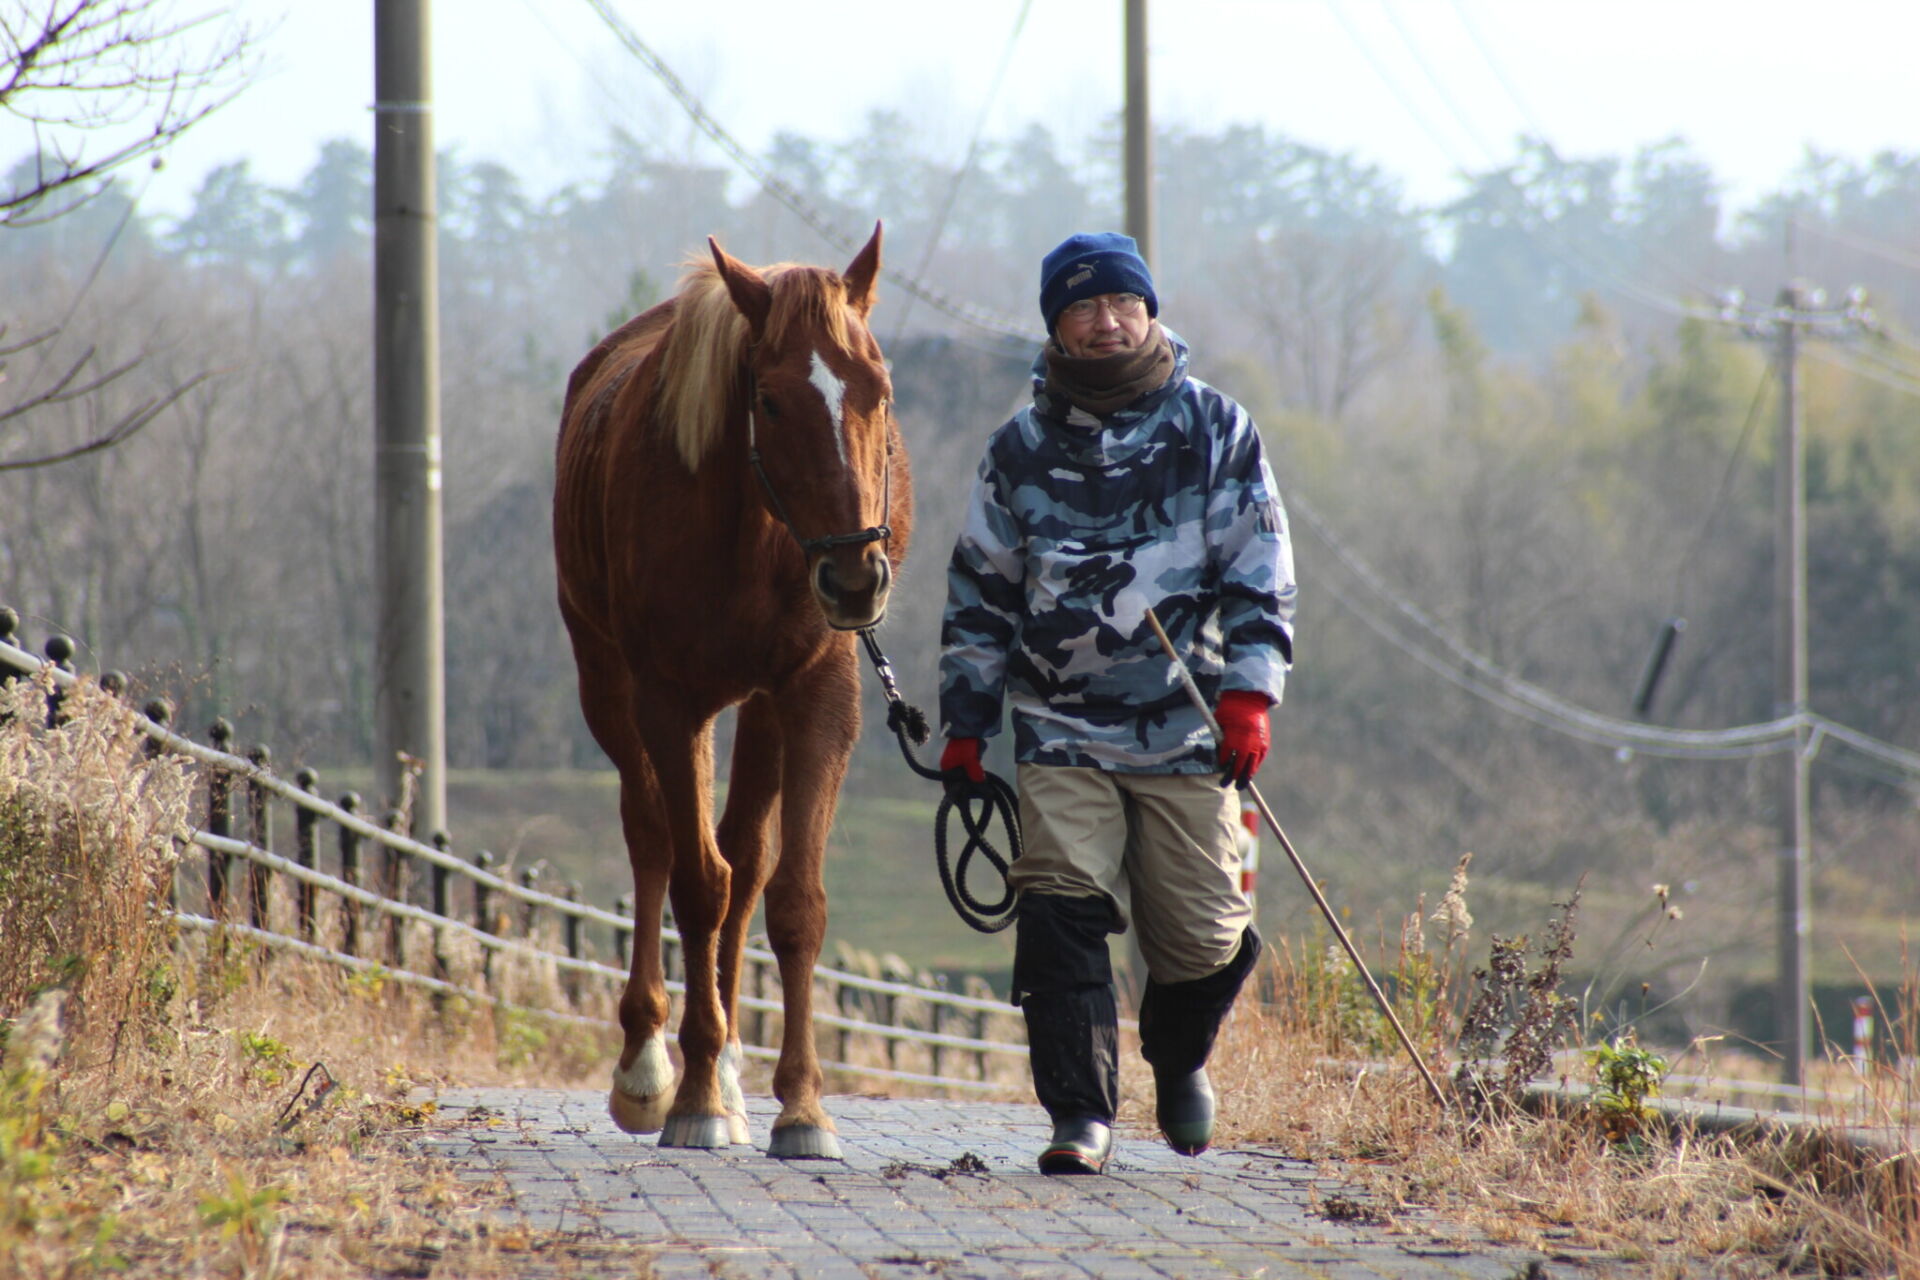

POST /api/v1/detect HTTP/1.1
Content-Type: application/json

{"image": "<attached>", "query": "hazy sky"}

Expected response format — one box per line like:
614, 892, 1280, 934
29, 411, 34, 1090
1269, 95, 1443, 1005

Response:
29, 1, 1920, 225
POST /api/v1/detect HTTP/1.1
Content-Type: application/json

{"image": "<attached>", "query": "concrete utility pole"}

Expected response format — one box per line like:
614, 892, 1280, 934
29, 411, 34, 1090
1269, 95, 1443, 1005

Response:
1773, 280, 1813, 1089
373, 0, 447, 840
1124, 0, 1155, 269
1716, 277, 1874, 1087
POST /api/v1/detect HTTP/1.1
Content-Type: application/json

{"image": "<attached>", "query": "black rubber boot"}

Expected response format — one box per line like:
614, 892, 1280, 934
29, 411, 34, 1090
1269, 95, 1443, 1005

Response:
1013, 894, 1121, 1174
1138, 926, 1262, 1155
1038, 1117, 1113, 1175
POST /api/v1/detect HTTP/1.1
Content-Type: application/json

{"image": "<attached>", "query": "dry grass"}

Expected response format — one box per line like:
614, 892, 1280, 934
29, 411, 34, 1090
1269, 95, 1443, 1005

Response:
6, 675, 1914, 1277
0, 674, 626, 1278
1188, 856, 1920, 1279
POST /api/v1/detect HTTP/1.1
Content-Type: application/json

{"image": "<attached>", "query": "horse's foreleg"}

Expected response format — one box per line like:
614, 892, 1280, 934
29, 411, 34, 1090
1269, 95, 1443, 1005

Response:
609, 777, 674, 1134
763, 644, 860, 1159
713, 693, 785, 1145
564, 632, 677, 1137
633, 699, 733, 1149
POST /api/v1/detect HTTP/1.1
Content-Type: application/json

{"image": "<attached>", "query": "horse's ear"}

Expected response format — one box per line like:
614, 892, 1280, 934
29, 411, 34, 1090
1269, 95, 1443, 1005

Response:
842, 222, 882, 319
709, 236, 773, 339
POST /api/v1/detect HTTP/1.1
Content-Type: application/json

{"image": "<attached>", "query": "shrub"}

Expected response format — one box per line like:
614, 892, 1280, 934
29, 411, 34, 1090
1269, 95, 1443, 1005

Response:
0, 672, 192, 1053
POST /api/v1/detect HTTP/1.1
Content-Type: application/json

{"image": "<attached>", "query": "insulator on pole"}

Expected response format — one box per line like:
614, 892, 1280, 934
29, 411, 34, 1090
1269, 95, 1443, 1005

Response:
1632, 617, 1687, 718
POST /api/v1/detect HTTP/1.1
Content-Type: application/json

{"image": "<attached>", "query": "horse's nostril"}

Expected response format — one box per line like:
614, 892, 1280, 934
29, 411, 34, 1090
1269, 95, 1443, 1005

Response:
815, 557, 838, 597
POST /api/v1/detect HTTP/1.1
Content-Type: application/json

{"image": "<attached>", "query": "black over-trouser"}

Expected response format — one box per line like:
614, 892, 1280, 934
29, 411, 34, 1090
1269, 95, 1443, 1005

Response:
1014, 891, 1263, 1124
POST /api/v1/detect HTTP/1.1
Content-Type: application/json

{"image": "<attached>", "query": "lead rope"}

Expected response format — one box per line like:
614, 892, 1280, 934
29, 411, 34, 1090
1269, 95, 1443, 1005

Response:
856, 628, 1018, 933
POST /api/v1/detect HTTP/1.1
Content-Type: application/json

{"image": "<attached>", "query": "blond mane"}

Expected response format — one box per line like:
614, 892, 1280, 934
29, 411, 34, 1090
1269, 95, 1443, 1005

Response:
653, 258, 862, 471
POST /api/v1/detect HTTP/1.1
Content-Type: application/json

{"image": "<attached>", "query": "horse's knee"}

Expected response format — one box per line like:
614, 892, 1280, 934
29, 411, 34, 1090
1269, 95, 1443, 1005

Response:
618, 987, 668, 1040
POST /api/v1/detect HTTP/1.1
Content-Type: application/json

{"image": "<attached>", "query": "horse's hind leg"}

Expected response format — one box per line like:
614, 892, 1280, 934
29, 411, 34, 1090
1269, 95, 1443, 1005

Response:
762, 643, 860, 1159
713, 693, 785, 1146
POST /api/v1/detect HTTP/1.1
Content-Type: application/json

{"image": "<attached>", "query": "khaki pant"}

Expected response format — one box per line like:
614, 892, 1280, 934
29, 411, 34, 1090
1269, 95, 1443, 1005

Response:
1013, 764, 1251, 984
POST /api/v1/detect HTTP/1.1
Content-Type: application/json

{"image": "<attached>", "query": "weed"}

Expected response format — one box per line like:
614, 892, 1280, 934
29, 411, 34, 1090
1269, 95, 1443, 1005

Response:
198, 1165, 286, 1272
1585, 1033, 1669, 1148
1454, 885, 1583, 1117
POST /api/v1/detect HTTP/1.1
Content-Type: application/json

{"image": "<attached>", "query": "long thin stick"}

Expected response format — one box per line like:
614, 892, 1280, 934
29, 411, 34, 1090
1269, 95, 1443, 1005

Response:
1144, 608, 1449, 1110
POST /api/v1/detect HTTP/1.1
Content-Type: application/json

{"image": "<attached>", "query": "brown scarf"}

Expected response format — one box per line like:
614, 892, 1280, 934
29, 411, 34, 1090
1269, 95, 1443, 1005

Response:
1042, 323, 1174, 418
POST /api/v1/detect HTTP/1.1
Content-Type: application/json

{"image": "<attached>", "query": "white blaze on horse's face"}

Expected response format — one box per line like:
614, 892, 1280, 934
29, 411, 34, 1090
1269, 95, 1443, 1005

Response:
808, 349, 847, 465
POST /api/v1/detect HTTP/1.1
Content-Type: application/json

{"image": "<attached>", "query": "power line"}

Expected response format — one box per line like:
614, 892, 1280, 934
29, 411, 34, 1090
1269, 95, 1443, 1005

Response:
1668, 362, 1774, 619
1810, 344, 1920, 399
1328, 0, 1714, 321
887, 0, 1035, 345
1288, 491, 1811, 761
1794, 215, 1920, 275
580, 0, 1044, 344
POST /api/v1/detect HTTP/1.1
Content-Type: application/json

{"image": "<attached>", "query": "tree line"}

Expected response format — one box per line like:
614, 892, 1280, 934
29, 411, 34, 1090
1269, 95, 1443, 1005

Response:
4, 116, 1917, 1025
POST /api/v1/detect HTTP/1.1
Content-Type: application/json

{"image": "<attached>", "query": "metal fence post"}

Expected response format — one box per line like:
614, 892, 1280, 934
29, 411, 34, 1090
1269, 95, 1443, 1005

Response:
930, 1001, 946, 1080
749, 957, 768, 1048
519, 866, 539, 939
294, 767, 320, 940
0, 607, 17, 689
338, 791, 363, 956
206, 718, 234, 918
430, 831, 453, 986
43, 636, 73, 726
245, 744, 272, 930
473, 851, 496, 984
145, 698, 177, 908
563, 881, 583, 1004
613, 893, 633, 970
384, 809, 409, 965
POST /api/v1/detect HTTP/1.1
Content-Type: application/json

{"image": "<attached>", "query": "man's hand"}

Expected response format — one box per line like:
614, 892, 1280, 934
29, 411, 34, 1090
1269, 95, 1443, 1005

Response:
1214, 691, 1270, 789
940, 737, 986, 784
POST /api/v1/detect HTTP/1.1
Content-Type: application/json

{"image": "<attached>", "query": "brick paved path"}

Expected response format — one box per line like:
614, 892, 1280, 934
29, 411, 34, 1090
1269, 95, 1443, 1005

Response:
414, 1088, 1643, 1279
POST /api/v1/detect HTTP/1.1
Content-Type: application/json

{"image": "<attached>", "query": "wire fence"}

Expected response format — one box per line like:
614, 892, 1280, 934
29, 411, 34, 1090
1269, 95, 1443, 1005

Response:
0, 612, 1032, 1095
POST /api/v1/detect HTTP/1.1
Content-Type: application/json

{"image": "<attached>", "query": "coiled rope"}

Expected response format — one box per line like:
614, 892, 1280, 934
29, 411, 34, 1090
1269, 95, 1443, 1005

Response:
857, 629, 1019, 933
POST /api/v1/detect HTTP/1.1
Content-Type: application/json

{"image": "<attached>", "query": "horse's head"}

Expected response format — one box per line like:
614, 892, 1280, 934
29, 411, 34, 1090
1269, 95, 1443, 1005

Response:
710, 225, 897, 631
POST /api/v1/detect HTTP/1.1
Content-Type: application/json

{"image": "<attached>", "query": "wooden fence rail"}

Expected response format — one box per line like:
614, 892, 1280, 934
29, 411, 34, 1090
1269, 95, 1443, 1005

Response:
1, 609, 1031, 1093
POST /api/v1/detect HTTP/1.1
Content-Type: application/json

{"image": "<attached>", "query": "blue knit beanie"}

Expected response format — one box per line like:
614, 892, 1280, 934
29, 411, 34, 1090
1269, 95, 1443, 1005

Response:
1038, 232, 1158, 333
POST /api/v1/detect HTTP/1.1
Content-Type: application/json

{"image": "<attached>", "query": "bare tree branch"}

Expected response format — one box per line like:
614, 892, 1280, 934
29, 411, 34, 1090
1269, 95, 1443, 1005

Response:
0, 369, 211, 471
2, 1, 255, 227
0, 2, 253, 468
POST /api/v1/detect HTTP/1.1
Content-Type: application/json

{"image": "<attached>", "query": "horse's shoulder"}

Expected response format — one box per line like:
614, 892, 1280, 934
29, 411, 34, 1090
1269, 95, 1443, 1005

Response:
565, 298, 679, 409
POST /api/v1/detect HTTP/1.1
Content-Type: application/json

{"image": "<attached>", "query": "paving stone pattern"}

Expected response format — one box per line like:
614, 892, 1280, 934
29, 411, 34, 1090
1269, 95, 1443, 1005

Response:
414, 1088, 1648, 1279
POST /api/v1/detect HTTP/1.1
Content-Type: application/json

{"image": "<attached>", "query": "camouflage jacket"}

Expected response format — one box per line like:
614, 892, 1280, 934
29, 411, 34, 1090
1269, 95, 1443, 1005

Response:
938, 331, 1296, 772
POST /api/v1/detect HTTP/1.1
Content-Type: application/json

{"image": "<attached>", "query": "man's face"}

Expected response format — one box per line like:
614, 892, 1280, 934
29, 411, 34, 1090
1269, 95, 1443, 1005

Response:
1055, 292, 1151, 358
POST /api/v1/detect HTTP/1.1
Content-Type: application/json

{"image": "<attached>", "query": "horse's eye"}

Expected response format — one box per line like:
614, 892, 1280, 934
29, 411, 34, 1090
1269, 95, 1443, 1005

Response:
758, 393, 780, 420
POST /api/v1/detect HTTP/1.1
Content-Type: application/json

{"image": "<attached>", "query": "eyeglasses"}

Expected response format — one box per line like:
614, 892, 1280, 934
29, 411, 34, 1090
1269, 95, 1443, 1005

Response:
1060, 293, 1145, 322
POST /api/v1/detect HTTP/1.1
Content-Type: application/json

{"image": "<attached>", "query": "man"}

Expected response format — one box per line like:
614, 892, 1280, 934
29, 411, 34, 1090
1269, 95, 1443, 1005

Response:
939, 232, 1297, 1174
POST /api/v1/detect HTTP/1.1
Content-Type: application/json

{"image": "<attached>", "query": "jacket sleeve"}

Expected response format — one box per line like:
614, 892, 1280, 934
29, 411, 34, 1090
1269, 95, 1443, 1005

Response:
1205, 396, 1296, 703
938, 446, 1026, 739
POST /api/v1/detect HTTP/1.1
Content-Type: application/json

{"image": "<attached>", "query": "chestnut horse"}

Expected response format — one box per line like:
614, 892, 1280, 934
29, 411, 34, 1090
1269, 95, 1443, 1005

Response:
552, 226, 911, 1158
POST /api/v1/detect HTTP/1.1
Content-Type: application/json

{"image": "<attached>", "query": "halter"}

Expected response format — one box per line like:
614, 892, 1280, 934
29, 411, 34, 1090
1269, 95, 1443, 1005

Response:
744, 371, 893, 558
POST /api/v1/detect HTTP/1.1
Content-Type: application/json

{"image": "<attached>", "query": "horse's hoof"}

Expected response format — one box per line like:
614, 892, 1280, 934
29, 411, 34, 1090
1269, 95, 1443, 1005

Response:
767, 1124, 843, 1160
608, 1086, 670, 1135
727, 1111, 752, 1145
660, 1113, 733, 1149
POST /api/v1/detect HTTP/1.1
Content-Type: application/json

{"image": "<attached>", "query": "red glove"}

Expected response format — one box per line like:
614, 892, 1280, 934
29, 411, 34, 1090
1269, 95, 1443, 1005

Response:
940, 737, 986, 784
1214, 691, 1271, 789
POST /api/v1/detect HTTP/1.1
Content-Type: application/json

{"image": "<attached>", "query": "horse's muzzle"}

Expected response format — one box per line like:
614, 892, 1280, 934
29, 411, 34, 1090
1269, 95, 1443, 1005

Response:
813, 546, 891, 630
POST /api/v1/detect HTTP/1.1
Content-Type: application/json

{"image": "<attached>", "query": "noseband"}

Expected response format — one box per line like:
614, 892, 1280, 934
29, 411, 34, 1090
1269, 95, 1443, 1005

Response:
745, 375, 893, 558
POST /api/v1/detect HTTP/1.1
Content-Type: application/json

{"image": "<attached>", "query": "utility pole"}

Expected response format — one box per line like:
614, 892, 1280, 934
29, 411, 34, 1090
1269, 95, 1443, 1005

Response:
1123, 0, 1155, 269
1773, 280, 1813, 1090
1717, 279, 1874, 1086
373, 0, 447, 840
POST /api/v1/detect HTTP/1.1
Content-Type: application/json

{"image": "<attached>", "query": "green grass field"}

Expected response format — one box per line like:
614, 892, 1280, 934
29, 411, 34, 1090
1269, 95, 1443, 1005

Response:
426, 766, 1912, 1051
